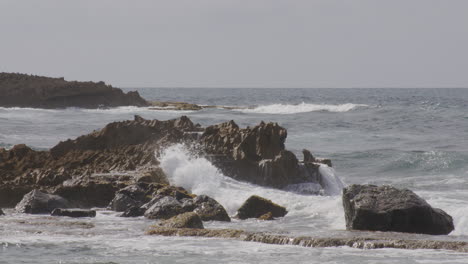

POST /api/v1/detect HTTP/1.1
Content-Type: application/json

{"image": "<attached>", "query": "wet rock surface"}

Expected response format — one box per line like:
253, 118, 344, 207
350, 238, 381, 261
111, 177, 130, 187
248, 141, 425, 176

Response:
0, 72, 149, 108
15, 190, 71, 214
342, 184, 454, 235
154, 212, 204, 229
236, 195, 287, 220
192, 195, 231, 222
147, 227, 468, 253
51, 208, 96, 218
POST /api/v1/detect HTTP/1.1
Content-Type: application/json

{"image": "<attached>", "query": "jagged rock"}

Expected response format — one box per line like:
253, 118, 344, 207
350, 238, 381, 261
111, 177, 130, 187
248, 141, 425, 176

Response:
201, 120, 328, 188
136, 168, 169, 184
155, 212, 204, 229
236, 195, 287, 220
0, 72, 149, 108
192, 195, 231, 222
144, 196, 184, 219
15, 190, 71, 214
156, 186, 193, 200
0, 184, 32, 208
342, 184, 454, 235
51, 208, 96, 217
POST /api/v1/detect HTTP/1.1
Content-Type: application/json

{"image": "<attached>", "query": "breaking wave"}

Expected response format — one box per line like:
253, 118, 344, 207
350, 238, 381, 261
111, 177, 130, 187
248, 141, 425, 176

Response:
237, 102, 368, 114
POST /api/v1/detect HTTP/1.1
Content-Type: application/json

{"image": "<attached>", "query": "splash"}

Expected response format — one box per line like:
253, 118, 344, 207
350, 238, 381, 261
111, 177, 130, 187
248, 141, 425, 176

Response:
237, 102, 368, 114
158, 144, 346, 231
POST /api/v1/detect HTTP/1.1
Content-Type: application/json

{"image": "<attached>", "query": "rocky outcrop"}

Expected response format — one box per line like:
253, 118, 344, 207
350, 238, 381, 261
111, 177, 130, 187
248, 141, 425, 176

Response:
0, 116, 197, 207
1, 116, 329, 209
15, 190, 71, 214
147, 227, 468, 253
236, 195, 287, 220
154, 212, 204, 229
51, 208, 96, 217
201, 120, 328, 189
342, 184, 454, 235
0, 72, 149, 108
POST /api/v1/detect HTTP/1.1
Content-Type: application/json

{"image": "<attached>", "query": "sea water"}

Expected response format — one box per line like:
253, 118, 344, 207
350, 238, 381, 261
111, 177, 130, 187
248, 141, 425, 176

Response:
0, 88, 467, 263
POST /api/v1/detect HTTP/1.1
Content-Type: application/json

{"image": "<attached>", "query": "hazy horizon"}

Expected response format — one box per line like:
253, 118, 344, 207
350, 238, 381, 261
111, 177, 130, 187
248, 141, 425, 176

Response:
1, 0, 468, 88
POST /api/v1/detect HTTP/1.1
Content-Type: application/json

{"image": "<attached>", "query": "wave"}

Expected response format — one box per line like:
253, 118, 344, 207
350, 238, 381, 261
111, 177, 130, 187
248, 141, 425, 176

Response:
236, 102, 368, 114
158, 144, 345, 230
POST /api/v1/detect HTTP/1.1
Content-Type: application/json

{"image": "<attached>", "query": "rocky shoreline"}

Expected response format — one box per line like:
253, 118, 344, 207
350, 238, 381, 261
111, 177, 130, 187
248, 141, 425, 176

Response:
0, 115, 461, 253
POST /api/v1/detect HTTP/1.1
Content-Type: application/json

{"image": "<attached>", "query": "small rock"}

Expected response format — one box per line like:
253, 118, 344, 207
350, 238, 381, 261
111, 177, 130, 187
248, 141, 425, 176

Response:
121, 206, 145, 217
108, 193, 141, 212
156, 212, 204, 229
0, 209, 4, 216
144, 196, 184, 219
193, 195, 231, 222
15, 189, 71, 214
236, 195, 287, 220
51, 208, 96, 217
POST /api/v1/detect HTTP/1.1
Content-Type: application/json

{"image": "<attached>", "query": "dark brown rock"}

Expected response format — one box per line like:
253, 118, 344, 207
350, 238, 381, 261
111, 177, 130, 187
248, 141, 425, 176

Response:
0, 72, 149, 108
342, 184, 454, 235
258, 212, 274, 220
236, 195, 287, 220
144, 196, 184, 219
0, 209, 4, 216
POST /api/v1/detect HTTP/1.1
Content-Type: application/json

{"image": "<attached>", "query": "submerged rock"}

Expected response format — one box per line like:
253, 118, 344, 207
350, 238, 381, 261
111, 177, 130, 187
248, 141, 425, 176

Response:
51, 208, 96, 217
342, 184, 454, 235
15, 190, 71, 214
192, 195, 231, 222
155, 212, 204, 229
236, 195, 287, 220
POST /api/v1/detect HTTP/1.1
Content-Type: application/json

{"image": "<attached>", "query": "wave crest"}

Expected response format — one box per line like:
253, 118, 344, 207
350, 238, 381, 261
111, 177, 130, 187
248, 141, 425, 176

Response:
237, 102, 368, 114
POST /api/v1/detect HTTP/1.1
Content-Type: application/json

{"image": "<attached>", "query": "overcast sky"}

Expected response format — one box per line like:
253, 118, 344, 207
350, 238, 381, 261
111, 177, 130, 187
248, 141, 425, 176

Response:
1, 0, 467, 88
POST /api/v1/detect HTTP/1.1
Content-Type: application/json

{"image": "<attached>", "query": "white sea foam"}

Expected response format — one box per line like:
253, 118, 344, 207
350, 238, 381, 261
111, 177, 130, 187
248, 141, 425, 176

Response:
237, 102, 368, 114
158, 144, 346, 231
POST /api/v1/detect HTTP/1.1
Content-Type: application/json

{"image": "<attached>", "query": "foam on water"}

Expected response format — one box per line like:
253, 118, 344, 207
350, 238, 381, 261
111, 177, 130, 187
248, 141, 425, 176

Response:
159, 144, 346, 230
237, 102, 368, 114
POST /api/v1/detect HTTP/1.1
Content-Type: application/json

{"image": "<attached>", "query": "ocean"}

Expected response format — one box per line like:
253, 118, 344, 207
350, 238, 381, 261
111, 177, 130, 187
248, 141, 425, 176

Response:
1, 88, 467, 263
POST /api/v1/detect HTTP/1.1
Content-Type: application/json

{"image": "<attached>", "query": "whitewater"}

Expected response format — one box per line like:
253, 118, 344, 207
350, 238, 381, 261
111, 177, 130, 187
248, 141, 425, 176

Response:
1, 88, 468, 263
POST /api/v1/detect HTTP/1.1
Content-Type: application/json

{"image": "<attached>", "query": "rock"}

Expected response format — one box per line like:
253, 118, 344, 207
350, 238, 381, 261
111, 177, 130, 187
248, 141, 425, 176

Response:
108, 193, 141, 212
121, 206, 146, 217
201, 120, 329, 188
15, 189, 71, 214
136, 168, 169, 184
0, 209, 4, 216
0, 72, 149, 108
342, 184, 455, 235
51, 208, 96, 217
156, 186, 193, 200
258, 212, 274, 221
54, 178, 118, 208
144, 196, 185, 219
192, 195, 231, 222
0, 184, 32, 208
155, 212, 204, 229
236, 195, 287, 220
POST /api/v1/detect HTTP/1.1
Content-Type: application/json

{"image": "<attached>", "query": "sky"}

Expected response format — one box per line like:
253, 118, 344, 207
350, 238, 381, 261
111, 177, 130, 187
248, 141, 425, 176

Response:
1, 0, 468, 88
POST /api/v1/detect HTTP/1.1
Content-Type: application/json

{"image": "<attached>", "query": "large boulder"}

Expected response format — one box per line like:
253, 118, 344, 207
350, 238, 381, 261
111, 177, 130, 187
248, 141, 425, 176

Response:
0, 72, 149, 108
51, 208, 96, 218
236, 195, 287, 220
15, 189, 71, 214
155, 212, 204, 229
192, 195, 231, 222
342, 184, 454, 235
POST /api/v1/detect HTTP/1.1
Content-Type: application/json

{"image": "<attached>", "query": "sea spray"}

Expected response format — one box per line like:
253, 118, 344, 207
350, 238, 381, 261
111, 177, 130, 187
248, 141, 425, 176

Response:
158, 144, 346, 230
